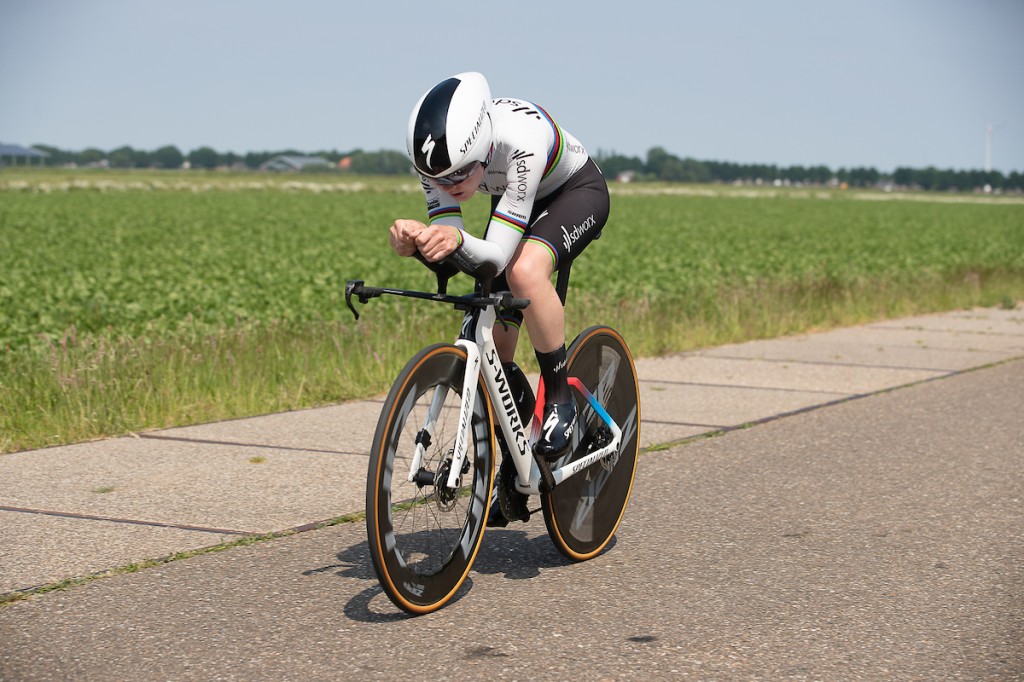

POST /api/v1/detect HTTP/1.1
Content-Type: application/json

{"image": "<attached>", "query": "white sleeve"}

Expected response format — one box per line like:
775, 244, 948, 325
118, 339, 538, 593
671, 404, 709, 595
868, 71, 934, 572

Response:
422, 176, 466, 231
452, 142, 550, 274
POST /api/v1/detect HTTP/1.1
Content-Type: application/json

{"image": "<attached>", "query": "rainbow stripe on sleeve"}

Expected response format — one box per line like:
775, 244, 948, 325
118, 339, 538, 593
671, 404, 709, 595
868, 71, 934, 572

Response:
536, 105, 564, 180
428, 206, 462, 224
491, 211, 527, 235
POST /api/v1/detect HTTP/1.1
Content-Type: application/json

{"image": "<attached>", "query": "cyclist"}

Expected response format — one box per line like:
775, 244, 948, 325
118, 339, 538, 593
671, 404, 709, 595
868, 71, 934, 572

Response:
389, 71, 610, 465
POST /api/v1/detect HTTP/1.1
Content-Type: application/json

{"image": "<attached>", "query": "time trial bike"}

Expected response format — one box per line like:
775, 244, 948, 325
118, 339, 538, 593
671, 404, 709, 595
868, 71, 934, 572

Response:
346, 265, 640, 615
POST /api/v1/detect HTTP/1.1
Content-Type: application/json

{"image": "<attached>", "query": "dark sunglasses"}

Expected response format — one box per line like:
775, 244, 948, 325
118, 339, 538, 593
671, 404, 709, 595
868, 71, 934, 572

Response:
434, 160, 482, 186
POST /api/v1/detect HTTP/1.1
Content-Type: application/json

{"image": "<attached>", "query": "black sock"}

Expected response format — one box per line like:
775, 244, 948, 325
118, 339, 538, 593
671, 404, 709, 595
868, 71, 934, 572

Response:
535, 345, 569, 404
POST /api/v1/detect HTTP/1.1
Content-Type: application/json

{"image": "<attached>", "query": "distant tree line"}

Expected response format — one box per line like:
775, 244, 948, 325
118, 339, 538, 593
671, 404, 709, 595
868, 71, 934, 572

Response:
31, 144, 409, 175
27, 143, 1024, 192
595, 147, 1024, 192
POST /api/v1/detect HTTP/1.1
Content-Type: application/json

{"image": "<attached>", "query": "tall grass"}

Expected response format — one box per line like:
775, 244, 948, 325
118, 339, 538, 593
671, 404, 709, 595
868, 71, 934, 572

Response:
1, 175, 1022, 453
0, 300, 455, 448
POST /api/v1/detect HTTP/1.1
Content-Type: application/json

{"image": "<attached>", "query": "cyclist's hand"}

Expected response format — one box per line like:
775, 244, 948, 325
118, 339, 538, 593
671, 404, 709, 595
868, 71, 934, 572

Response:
416, 224, 460, 262
389, 219, 424, 257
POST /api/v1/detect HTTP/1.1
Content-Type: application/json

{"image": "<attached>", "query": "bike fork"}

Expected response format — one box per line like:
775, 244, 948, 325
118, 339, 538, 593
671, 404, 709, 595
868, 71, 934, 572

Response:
443, 340, 481, 488
405, 342, 481, 489
406, 385, 448, 483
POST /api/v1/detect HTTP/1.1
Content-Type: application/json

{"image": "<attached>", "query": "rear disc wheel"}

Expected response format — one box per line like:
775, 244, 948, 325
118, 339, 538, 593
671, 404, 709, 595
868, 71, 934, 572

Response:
541, 327, 640, 561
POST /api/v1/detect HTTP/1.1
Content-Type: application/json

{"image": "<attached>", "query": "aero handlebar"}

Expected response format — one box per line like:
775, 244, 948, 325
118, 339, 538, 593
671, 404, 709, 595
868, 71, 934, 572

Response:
345, 279, 530, 321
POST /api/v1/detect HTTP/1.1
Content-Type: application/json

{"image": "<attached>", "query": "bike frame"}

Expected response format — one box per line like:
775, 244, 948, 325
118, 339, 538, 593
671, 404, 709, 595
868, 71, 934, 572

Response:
407, 304, 623, 495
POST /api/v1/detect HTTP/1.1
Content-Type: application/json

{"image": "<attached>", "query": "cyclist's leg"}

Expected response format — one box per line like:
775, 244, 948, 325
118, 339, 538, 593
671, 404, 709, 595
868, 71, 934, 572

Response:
513, 159, 610, 459
505, 244, 577, 460
505, 243, 562, 353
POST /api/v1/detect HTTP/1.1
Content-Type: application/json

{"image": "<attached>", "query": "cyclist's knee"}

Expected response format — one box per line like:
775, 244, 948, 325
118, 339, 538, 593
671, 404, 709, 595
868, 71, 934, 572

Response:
506, 246, 554, 295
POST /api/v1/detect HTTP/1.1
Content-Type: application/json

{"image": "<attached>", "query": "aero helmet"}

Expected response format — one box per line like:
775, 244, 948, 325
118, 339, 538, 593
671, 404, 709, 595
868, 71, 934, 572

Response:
407, 72, 493, 179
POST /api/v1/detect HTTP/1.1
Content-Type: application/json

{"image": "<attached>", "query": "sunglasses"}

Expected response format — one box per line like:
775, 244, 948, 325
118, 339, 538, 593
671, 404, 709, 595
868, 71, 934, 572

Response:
434, 161, 482, 186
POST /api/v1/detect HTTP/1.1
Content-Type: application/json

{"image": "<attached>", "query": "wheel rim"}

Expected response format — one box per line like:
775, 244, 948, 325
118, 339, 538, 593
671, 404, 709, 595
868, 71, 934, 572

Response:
368, 346, 494, 612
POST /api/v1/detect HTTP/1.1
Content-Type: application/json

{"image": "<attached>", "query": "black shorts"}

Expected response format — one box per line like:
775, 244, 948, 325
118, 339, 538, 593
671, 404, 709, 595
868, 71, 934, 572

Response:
489, 158, 609, 327
489, 157, 609, 272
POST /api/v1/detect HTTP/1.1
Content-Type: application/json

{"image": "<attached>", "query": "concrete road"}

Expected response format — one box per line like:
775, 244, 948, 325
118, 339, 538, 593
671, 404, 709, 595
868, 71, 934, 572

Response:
2, 358, 1021, 680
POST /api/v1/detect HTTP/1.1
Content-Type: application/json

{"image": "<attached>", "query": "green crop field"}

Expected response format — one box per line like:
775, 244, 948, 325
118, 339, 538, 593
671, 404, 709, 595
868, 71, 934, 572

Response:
2, 171, 1023, 453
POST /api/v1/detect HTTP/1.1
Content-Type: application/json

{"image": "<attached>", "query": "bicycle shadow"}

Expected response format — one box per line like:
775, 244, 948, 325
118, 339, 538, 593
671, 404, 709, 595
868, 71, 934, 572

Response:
308, 523, 606, 622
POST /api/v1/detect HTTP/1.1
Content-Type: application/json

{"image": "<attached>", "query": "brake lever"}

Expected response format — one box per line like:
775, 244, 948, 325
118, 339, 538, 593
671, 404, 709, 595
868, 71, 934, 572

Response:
345, 280, 364, 320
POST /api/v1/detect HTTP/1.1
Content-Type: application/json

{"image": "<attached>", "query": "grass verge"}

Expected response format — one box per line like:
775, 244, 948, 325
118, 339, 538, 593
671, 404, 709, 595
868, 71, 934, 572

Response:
3, 269, 1020, 454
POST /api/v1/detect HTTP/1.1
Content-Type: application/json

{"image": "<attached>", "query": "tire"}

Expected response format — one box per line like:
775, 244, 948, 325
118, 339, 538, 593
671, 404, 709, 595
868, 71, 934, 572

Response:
541, 326, 640, 561
365, 343, 495, 614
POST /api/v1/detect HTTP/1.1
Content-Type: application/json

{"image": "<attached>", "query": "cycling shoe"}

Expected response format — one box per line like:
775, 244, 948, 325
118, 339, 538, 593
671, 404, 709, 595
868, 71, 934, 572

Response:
534, 400, 577, 462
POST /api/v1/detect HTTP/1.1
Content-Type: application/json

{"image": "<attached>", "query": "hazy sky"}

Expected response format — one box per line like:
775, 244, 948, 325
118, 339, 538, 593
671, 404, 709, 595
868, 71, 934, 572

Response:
2, 0, 1022, 172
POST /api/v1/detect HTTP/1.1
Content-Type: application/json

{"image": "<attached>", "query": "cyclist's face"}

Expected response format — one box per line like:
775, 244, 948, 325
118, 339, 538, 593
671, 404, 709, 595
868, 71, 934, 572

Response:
442, 164, 485, 202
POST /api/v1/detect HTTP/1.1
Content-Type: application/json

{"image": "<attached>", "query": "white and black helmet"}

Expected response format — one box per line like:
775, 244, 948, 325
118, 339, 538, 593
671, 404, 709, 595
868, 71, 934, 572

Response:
407, 72, 493, 179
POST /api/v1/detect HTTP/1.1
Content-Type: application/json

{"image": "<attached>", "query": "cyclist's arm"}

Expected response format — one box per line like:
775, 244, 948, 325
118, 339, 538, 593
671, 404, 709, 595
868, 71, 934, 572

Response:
417, 175, 515, 277
444, 218, 519, 276
436, 149, 549, 277
423, 176, 466, 232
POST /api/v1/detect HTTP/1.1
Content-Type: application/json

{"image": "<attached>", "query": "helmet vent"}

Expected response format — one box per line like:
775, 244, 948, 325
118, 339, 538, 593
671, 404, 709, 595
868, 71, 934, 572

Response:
412, 77, 459, 175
